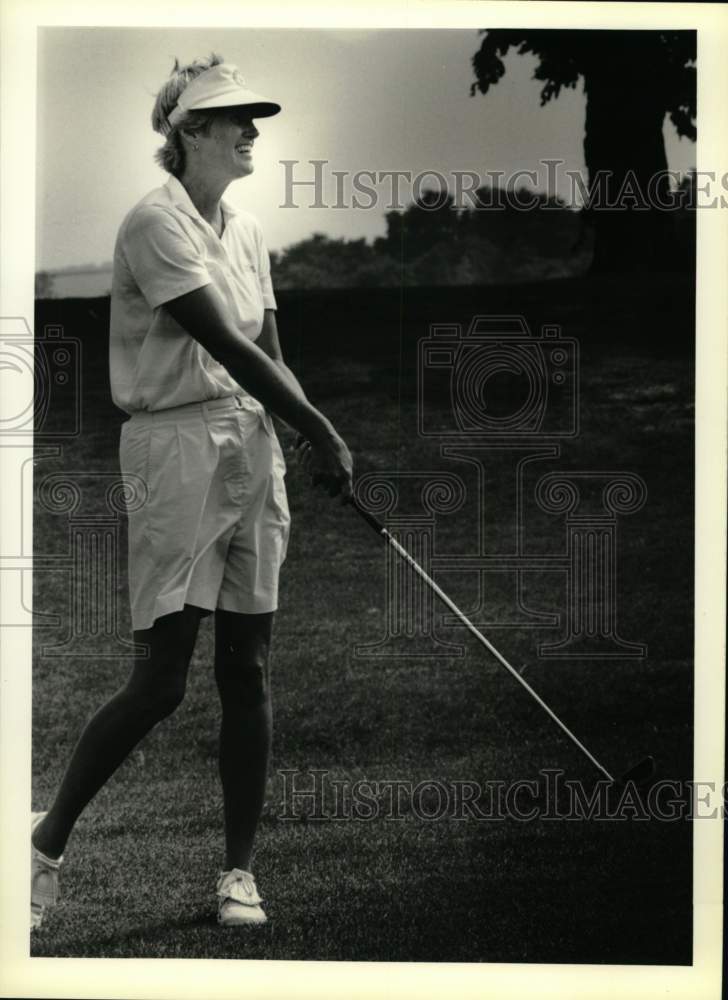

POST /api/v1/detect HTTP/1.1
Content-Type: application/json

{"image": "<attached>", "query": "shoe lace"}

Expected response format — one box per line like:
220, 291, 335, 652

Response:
217, 868, 261, 904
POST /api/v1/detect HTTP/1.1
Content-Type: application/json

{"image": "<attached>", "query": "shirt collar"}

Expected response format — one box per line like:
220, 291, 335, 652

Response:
163, 174, 239, 224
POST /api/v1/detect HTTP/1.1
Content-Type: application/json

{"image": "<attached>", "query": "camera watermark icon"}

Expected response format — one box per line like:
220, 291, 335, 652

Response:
1, 314, 83, 627
418, 315, 578, 439
0, 442, 61, 627
355, 312, 648, 659
0, 316, 81, 439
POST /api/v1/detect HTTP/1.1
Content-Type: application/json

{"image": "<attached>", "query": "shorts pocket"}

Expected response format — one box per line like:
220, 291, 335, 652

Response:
119, 423, 152, 513
145, 422, 182, 548
271, 432, 287, 477
270, 440, 291, 533
145, 419, 218, 557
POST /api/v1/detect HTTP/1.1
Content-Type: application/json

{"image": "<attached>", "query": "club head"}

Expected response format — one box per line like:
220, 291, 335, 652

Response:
618, 755, 656, 788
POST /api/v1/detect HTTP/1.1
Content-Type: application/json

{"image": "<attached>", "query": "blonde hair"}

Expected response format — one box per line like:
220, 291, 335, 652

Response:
151, 52, 225, 176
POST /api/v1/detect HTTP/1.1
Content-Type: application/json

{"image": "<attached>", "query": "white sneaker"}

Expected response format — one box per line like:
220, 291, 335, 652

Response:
216, 868, 267, 926
31, 812, 63, 931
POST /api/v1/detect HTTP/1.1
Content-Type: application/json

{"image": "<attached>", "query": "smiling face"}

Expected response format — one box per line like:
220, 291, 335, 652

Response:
193, 108, 260, 184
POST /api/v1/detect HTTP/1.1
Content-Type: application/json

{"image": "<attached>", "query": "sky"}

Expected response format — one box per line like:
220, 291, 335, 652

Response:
36, 26, 696, 271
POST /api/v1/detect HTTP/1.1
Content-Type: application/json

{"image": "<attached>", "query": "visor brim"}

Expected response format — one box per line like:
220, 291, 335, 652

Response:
168, 92, 281, 128
222, 101, 281, 119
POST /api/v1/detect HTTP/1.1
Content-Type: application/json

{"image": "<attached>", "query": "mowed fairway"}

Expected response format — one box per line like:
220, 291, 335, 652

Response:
31, 275, 694, 962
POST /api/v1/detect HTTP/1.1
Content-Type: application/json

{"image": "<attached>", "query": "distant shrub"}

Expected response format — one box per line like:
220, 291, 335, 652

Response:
35, 271, 55, 298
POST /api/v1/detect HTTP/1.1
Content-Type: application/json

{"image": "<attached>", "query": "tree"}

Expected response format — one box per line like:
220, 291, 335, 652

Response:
470, 30, 696, 273
35, 271, 55, 298
271, 233, 395, 289
376, 189, 461, 263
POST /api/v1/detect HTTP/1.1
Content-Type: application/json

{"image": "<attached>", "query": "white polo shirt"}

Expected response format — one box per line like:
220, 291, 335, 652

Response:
109, 174, 277, 414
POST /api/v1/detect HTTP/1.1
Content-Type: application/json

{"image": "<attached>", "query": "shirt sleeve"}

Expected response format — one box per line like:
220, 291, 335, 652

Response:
254, 220, 277, 311
122, 207, 212, 309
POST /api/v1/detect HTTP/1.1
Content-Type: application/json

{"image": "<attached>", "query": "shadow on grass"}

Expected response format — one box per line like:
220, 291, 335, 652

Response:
32, 908, 220, 958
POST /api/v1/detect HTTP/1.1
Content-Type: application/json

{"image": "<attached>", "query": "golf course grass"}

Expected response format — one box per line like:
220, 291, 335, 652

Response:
31, 273, 694, 962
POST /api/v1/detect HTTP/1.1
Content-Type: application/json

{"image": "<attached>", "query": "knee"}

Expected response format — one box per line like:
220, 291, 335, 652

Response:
217, 646, 270, 708
149, 677, 188, 720
124, 669, 188, 722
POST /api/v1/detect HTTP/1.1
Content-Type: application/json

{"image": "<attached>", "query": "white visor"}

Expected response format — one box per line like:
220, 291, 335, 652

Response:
166, 63, 281, 131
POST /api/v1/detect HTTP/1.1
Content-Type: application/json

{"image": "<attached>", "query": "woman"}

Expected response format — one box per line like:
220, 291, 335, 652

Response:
31, 53, 353, 930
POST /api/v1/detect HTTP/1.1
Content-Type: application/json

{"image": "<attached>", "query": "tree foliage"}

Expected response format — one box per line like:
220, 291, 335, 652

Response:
271, 191, 593, 289
470, 30, 696, 272
470, 30, 695, 140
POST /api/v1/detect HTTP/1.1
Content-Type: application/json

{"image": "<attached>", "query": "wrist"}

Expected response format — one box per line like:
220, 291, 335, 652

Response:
301, 406, 335, 445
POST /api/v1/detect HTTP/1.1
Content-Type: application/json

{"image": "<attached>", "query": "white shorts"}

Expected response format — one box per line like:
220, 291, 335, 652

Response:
119, 394, 291, 632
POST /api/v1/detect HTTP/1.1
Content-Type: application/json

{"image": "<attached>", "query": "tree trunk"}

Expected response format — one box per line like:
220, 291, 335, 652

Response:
582, 33, 674, 274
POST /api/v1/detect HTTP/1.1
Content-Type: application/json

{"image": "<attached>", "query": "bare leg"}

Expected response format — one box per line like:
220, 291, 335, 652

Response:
214, 610, 274, 871
32, 605, 204, 859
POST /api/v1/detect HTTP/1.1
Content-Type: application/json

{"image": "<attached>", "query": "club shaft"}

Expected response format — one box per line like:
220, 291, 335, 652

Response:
381, 529, 615, 783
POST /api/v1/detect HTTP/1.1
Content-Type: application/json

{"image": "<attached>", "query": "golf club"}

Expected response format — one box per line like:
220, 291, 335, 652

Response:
347, 494, 655, 788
